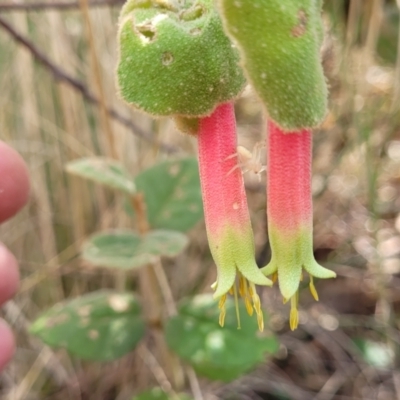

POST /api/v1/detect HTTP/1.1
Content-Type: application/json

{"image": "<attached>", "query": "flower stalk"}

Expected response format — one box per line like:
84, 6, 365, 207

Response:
262, 120, 336, 330
197, 102, 272, 331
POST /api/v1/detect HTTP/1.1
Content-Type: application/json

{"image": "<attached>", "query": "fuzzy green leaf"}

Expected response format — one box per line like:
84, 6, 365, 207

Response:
82, 229, 188, 269
165, 294, 279, 382
66, 157, 136, 195
30, 290, 145, 361
128, 157, 203, 232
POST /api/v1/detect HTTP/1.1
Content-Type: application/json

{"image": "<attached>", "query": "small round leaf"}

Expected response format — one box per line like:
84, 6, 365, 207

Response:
165, 294, 279, 382
30, 290, 145, 361
130, 158, 203, 232
82, 229, 188, 269
66, 157, 136, 194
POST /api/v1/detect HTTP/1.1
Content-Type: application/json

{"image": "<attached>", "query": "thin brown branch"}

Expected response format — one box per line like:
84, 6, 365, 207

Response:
0, 15, 179, 154
0, 0, 124, 12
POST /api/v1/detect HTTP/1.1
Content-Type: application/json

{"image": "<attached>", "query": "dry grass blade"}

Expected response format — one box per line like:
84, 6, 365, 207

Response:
0, 0, 124, 12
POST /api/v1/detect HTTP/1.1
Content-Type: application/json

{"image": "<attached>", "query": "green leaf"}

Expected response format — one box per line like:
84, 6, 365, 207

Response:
165, 294, 279, 382
82, 229, 188, 269
133, 388, 193, 400
353, 338, 393, 368
66, 157, 136, 194
128, 157, 203, 232
30, 290, 145, 361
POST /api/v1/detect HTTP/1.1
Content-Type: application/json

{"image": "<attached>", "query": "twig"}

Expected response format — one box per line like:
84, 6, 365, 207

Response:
0, 15, 179, 154
137, 345, 175, 395
0, 0, 124, 12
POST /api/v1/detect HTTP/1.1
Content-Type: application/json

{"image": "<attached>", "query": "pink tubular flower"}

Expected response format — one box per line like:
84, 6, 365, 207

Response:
198, 103, 272, 331
262, 120, 336, 330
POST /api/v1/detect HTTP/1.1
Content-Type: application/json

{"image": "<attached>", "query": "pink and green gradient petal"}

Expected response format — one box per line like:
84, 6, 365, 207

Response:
198, 102, 271, 329
262, 120, 336, 326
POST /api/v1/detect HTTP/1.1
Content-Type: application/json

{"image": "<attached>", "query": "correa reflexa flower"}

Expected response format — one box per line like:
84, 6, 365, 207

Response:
198, 102, 272, 331
261, 120, 336, 330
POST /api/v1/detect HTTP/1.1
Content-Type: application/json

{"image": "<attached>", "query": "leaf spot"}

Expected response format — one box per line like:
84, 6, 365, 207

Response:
77, 305, 92, 318
46, 313, 69, 328
190, 27, 202, 35
168, 164, 180, 176
292, 10, 307, 37
161, 52, 174, 66
108, 295, 130, 313
189, 204, 199, 213
88, 330, 99, 340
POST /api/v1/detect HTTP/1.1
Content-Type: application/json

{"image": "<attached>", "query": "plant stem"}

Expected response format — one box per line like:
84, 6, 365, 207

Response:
131, 193, 203, 398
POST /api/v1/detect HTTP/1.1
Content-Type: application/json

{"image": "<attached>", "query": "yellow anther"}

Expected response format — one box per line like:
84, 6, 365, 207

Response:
219, 307, 226, 327
248, 284, 254, 297
289, 308, 299, 330
257, 312, 264, 332
216, 273, 265, 332
272, 272, 278, 283
218, 294, 227, 309
309, 276, 319, 301
289, 293, 299, 330
238, 275, 246, 297
244, 296, 254, 316
252, 293, 262, 315
233, 283, 241, 329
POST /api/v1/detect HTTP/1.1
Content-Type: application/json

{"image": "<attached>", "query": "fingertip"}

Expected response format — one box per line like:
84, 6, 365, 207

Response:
0, 319, 15, 372
0, 244, 20, 305
0, 141, 30, 223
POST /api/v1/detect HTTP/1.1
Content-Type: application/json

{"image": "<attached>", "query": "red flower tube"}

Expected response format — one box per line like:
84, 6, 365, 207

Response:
198, 103, 272, 330
262, 120, 336, 330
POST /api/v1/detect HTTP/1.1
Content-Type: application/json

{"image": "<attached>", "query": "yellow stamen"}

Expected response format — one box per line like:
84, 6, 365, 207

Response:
272, 272, 278, 283
244, 296, 253, 316
219, 306, 226, 327
309, 276, 319, 301
289, 293, 299, 330
216, 272, 264, 331
238, 275, 246, 297
233, 282, 241, 329
218, 294, 227, 309
218, 294, 227, 327
250, 282, 264, 332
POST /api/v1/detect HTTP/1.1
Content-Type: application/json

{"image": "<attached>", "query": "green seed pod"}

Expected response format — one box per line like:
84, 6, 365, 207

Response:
117, 0, 246, 118
218, 0, 328, 130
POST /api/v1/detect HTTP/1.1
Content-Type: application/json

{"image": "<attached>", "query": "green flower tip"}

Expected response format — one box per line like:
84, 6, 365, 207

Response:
212, 254, 272, 332
262, 251, 336, 331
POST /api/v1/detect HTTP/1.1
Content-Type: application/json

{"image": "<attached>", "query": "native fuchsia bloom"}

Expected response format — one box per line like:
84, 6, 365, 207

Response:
261, 120, 336, 330
198, 103, 272, 331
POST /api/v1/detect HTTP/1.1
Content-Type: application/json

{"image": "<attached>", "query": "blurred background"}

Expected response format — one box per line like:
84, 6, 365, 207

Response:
1, 0, 400, 399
